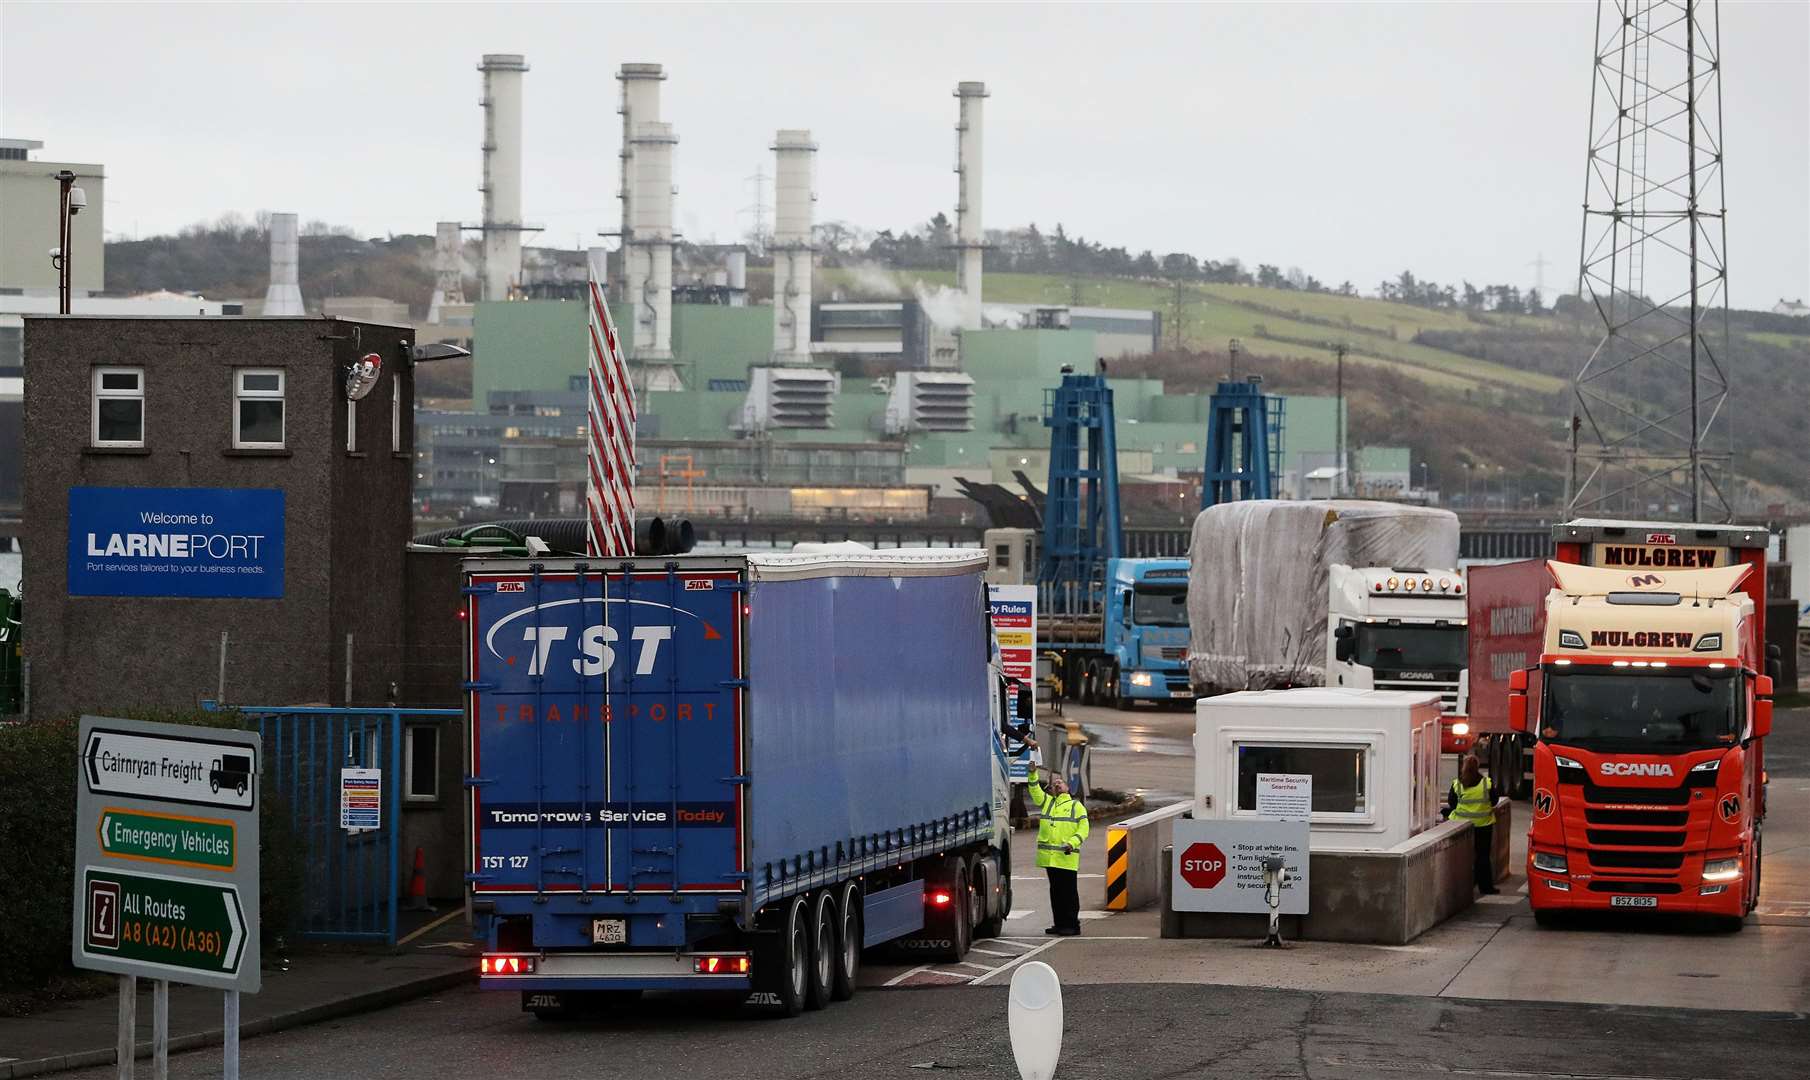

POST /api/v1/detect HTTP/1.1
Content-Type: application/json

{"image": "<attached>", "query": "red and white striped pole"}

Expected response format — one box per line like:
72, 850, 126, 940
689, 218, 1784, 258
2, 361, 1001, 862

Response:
586, 250, 636, 557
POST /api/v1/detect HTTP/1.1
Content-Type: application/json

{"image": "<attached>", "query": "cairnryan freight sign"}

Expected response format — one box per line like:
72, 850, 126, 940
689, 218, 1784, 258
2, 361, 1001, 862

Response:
67, 486, 285, 598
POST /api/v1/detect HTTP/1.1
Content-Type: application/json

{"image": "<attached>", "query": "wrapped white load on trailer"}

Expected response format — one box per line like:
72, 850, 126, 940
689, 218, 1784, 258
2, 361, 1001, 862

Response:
1186, 500, 1459, 693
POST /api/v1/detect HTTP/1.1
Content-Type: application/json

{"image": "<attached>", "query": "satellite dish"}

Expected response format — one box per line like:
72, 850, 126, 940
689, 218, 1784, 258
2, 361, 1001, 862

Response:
1008, 961, 1063, 1080
345, 352, 383, 400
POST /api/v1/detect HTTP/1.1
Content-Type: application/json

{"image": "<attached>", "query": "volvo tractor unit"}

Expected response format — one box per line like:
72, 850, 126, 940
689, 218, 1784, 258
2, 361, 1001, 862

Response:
1511, 520, 1774, 929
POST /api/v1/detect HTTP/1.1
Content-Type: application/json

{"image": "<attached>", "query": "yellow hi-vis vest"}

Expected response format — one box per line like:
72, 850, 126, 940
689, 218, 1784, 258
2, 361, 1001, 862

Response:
1451, 777, 1494, 826
1028, 774, 1090, 871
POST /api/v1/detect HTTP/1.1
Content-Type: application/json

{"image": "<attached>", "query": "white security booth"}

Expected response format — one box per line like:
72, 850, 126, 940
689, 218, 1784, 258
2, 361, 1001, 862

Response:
1193, 687, 1444, 850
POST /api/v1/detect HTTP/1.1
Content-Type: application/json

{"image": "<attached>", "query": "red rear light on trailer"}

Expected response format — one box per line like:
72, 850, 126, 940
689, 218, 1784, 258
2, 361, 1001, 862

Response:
930, 891, 953, 906
480, 954, 535, 975
694, 955, 751, 974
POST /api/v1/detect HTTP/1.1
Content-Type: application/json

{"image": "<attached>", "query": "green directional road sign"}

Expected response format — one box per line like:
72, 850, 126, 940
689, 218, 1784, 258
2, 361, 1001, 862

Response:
98, 808, 236, 871
80, 867, 248, 983
73, 715, 260, 993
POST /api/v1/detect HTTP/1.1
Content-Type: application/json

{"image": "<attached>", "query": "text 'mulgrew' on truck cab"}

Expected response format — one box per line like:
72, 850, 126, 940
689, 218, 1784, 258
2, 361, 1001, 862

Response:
1514, 557, 1774, 929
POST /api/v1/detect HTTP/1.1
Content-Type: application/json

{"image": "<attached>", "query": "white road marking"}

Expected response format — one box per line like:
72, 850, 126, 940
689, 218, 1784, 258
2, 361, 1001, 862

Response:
883, 964, 937, 987
1011, 874, 1104, 881
923, 969, 977, 980
969, 947, 1019, 957
1475, 894, 1523, 905
955, 961, 994, 971
1077, 910, 1114, 920
969, 937, 1066, 986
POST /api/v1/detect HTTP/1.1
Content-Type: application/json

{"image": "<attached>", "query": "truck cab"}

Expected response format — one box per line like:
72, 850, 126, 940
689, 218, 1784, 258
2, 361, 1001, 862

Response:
1517, 557, 1773, 928
1327, 564, 1469, 714
1104, 558, 1193, 705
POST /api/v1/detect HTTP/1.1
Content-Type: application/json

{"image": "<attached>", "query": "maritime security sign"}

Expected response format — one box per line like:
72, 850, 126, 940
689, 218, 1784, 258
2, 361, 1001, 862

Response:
67, 487, 284, 598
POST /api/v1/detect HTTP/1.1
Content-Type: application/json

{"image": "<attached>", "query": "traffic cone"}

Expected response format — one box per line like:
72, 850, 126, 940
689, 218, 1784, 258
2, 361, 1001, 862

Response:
406, 847, 434, 912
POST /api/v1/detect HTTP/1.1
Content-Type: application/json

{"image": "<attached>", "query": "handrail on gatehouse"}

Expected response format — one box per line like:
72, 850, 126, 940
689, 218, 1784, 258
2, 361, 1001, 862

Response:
201, 701, 461, 944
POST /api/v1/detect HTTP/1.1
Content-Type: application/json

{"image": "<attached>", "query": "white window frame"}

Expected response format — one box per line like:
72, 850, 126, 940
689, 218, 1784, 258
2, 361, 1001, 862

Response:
404, 725, 440, 802
232, 368, 286, 449
1229, 739, 1377, 826
92, 366, 145, 448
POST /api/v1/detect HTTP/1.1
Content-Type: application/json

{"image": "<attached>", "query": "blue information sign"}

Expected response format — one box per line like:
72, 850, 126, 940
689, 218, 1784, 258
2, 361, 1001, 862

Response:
67, 487, 285, 598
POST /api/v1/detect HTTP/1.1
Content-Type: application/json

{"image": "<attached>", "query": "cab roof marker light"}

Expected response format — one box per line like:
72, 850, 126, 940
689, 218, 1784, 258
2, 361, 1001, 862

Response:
1553, 658, 1573, 665
1631, 660, 1650, 667
1612, 660, 1630, 667
1707, 662, 1728, 669
1650, 661, 1666, 668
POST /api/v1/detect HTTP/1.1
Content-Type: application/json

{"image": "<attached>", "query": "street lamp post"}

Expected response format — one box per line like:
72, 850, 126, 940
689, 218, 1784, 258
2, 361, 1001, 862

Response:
1228, 337, 1241, 381
1418, 461, 1429, 500
51, 170, 87, 315
1334, 343, 1347, 498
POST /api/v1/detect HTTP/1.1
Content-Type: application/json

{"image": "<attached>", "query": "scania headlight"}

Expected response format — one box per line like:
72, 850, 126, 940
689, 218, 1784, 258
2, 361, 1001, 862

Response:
1451, 722, 1470, 736
1689, 758, 1721, 773
1701, 857, 1741, 883
1533, 852, 1568, 874
1554, 755, 1582, 770
1130, 671, 1154, 687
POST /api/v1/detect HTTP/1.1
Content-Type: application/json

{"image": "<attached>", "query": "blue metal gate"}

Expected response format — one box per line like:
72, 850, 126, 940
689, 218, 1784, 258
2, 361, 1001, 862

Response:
204, 702, 460, 943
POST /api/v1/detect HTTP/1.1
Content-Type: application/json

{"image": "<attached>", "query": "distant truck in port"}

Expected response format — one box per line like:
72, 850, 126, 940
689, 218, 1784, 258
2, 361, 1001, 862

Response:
985, 527, 1191, 707
464, 548, 1016, 1018
1186, 502, 1468, 724
1494, 520, 1776, 929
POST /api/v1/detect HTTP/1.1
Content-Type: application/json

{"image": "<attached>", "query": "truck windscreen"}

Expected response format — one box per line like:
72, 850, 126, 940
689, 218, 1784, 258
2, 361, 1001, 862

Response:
1541, 668, 1740, 750
1132, 587, 1188, 627
1354, 624, 1466, 670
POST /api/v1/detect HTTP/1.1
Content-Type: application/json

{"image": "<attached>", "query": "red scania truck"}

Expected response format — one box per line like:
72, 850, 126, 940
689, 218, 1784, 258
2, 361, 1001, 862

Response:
1507, 520, 1775, 929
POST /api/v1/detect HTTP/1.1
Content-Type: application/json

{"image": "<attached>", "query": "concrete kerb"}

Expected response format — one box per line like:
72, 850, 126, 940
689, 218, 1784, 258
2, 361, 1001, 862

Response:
1, 968, 477, 1079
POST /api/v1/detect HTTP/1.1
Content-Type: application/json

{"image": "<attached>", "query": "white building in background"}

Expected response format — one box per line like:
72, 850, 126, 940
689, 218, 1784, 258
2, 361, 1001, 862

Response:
0, 138, 104, 296
1771, 298, 1808, 318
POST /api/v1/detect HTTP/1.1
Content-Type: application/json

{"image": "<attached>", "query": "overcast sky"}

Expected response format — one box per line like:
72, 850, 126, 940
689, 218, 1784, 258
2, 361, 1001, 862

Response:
2, 2, 1804, 308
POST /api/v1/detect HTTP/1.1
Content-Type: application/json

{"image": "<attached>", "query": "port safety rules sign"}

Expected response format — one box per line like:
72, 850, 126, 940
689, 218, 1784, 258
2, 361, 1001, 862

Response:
987, 584, 1038, 691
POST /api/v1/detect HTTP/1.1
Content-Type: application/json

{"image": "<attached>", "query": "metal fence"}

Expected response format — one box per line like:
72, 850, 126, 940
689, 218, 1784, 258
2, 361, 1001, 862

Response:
204, 702, 460, 944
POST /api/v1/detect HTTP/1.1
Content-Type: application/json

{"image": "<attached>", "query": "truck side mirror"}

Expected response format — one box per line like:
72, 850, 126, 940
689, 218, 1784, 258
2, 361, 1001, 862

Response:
1507, 668, 1529, 734
1121, 591, 1133, 625
1335, 639, 1355, 662
1754, 674, 1774, 739
1017, 686, 1035, 721
1333, 625, 1353, 639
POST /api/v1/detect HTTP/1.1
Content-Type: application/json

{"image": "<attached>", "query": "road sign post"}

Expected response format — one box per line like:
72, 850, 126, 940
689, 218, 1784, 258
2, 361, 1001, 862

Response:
73, 716, 260, 1077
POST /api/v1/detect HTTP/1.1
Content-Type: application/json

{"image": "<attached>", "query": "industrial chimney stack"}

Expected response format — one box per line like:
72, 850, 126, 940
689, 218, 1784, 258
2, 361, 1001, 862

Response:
954, 81, 988, 331
771, 129, 818, 363
627, 121, 678, 361
428, 221, 465, 324
478, 53, 529, 302
262, 212, 303, 316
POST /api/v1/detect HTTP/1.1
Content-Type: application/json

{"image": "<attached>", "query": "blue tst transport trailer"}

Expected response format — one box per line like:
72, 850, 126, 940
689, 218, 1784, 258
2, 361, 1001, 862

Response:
463, 548, 1016, 1018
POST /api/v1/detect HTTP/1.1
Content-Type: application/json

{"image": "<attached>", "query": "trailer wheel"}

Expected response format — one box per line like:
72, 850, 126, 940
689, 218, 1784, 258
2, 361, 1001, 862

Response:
831, 881, 861, 1001
932, 863, 973, 963
975, 845, 1008, 939
804, 890, 836, 1011
754, 896, 810, 1018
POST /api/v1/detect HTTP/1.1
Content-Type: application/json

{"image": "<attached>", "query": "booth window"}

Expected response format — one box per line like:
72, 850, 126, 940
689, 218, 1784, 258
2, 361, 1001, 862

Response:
1235, 743, 1369, 815
92, 367, 145, 447
233, 369, 285, 448
405, 725, 439, 802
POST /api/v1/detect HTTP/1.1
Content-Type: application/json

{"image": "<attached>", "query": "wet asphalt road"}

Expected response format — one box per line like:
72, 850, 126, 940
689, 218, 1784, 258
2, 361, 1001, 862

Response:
55, 979, 1809, 1079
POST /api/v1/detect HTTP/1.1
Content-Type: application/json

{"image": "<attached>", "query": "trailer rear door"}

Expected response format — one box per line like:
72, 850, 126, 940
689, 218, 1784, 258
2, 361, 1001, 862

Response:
466, 562, 744, 896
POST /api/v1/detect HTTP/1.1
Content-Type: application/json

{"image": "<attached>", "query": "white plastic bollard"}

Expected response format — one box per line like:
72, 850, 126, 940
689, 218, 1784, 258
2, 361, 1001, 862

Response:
1008, 960, 1063, 1080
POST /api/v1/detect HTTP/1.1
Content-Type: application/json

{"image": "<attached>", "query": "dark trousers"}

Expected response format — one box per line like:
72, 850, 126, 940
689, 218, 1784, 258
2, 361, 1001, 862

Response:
1472, 824, 1496, 893
1046, 867, 1080, 931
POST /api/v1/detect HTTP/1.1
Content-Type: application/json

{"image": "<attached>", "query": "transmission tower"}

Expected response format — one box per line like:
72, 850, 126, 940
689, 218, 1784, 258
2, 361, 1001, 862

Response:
1567, 0, 1732, 522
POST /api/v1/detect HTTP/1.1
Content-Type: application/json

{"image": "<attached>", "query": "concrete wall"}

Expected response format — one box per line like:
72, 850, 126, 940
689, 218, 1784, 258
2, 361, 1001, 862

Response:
0, 159, 105, 294
1161, 817, 1481, 946
21, 317, 414, 718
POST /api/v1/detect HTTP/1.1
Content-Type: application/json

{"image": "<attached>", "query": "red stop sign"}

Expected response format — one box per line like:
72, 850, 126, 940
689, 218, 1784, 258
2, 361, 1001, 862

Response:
1179, 842, 1227, 890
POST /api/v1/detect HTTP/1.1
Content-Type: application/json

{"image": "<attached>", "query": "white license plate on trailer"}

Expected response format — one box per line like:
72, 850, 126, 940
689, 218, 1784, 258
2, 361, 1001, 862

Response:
592, 918, 627, 944
1609, 895, 1658, 908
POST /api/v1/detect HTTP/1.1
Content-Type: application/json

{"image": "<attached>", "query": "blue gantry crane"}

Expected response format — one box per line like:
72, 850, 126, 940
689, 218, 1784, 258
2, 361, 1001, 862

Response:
1037, 368, 1122, 616
1201, 377, 1285, 508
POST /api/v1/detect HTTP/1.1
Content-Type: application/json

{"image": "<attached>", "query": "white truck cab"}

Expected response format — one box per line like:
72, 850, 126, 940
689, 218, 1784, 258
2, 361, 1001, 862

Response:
1327, 564, 1469, 715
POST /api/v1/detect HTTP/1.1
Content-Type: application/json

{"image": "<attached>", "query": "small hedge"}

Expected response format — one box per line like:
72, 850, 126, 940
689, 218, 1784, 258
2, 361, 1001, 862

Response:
0, 709, 304, 993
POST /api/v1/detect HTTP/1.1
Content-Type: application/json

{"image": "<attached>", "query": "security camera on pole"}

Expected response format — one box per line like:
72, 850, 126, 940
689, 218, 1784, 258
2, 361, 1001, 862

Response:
51, 169, 87, 315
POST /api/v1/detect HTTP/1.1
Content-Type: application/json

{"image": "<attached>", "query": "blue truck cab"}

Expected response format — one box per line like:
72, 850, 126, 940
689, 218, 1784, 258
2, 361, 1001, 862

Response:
1102, 558, 1192, 703
463, 549, 1014, 1018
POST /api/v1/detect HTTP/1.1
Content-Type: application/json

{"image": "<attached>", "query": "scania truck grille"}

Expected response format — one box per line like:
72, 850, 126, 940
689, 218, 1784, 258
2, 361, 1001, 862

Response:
1585, 807, 1688, 827
1584, 829, 1686, 849
1372, 681, 1459, 713
1585, 849, 1685, 869
1577, 778, 1690, 806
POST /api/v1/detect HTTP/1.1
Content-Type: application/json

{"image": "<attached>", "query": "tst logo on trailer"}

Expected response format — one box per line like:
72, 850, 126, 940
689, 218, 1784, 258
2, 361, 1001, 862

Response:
482, 595, 725, 678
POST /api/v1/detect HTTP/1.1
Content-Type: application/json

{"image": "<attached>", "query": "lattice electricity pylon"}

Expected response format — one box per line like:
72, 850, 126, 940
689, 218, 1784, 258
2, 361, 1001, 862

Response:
1567, 0, 1732, 522
1036, 372, 1122, 616
1201, 379, 1285, 509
